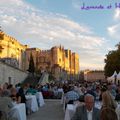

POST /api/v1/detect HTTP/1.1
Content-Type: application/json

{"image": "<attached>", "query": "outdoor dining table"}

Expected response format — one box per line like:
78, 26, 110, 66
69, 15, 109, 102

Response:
10, 103, 26, 120
26, 95, 39, 112
36, 92, 45, 107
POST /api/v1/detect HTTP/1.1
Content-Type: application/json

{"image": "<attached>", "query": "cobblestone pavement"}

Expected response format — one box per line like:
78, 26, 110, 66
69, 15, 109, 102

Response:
27, 99, 64, 120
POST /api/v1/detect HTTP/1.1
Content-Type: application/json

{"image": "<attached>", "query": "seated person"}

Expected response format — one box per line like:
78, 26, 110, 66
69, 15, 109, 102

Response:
26, 85, 38, 95
101, 90, 117, 110
18, 84, 28, 103
10, 88, 21, 103
100, 107, 118, 120
71, 94, 100, 120
0, 90, 14, 120
65, 85, 80, 104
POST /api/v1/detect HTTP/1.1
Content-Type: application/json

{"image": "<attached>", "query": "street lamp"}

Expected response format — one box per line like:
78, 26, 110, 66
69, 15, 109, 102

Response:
114, 74, 117, 84
113, 71, 117, 84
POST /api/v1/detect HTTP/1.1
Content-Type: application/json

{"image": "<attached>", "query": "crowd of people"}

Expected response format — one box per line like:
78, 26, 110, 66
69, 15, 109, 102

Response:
61, 81, 120, 120
0, 80, 120, 120
0, 82, 27, 120
0, 82, 64, 120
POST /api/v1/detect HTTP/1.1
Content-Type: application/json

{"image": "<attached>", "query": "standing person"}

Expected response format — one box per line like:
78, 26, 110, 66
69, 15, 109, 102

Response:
71, 94, 100, 120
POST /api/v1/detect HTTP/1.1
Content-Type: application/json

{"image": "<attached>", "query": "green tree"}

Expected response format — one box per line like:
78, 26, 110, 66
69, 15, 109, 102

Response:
104, 42, 120, 77
28, 53, 35, 74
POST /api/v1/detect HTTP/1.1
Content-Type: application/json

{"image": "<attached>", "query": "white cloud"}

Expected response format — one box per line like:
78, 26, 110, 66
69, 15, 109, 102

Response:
114, 9, 120, 20
0, 0, 106, 70
72, 0, 81, 10
108, 9, 120, 39
108, 25, 116, 34
108, 24, 120, 39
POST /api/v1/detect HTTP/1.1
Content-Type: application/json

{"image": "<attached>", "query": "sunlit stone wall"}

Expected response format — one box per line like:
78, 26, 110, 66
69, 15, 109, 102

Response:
0, 61, 28, 85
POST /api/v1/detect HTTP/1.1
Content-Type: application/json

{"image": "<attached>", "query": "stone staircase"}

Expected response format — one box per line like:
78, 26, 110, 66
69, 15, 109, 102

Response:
21, 74, 41, 86
21, 72, 49, 87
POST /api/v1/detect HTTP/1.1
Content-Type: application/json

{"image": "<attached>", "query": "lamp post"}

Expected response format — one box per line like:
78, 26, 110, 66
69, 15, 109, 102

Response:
114, 74, 117, 84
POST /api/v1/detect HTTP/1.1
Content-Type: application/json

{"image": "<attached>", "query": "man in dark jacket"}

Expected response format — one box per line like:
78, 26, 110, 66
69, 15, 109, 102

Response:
71, 94, 100, 120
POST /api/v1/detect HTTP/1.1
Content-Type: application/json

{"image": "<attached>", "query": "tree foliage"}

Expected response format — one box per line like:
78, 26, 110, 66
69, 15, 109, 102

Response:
104, 42, 120, 77
28, 53, 35, 74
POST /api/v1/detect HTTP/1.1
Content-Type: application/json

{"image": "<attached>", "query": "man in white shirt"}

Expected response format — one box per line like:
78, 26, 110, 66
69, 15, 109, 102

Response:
71, 94, 100, 120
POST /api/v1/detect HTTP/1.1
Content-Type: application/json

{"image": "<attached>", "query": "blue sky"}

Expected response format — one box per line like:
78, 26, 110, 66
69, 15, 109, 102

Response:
0, 0, 120, 70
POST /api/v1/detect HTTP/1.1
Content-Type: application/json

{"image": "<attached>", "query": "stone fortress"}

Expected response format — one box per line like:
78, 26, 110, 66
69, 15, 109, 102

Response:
0, 31, 80, 82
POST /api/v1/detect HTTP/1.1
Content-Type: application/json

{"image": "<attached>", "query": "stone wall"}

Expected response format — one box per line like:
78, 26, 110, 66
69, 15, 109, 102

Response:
0, 61, 28, 85
84, 71, 105, 82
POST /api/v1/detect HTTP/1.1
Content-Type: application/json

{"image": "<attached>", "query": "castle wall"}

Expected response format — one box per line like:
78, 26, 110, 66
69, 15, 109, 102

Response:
0, 61, 28, 85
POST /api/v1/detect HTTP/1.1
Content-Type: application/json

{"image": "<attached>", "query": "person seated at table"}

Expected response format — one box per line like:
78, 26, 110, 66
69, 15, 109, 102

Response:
71, 94, 100, 120
2, 82, 9, 90
94, 86, 101, 101
0, 90, 14, 120
86, 85, 96, 97
107, 83, 117, 99
99, 85, 107, 101
101, 90, 117, 110
100, 107, 118, 120
65, 85, 80, 104
10, 88, 21, 104
18, 84, 27, 103
57, 85, 63, 99
101, 90, 120, 119
41, 84, 50, 99
7, 84, 13, 91
26, 85, 38, 95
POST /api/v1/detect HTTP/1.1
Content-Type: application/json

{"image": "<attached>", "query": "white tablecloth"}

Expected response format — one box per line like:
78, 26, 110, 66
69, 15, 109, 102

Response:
64, 104, 76, 120
61, 93, 66, 111
10, 103, 26, 120
36, 92, 45, 107
26, 95, 39, 112
61, 92, 65, 104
